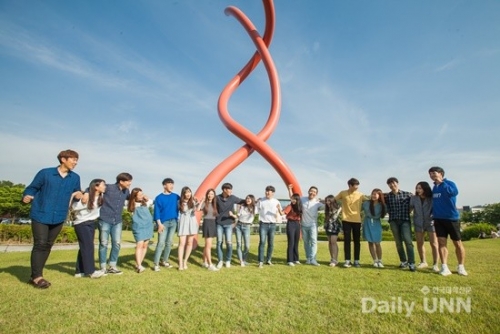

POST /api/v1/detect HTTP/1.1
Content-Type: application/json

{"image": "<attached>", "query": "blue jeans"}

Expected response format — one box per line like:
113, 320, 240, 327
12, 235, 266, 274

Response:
301, 224, 318, 261
153, 219, 178, 265
235, 223, 251, 262
217, 224, 233, 262
258, 222, 276, 263
98, 220, 122, 269
389, 220, 415, 263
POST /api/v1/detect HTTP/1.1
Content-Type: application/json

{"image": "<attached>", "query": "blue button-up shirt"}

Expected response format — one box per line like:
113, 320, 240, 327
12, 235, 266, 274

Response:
99, 183, 130, 224
23, 167, 81, 225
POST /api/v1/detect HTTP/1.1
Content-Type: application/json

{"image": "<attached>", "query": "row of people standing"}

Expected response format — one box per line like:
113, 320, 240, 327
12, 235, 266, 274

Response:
118, 167, 467, 275
22, 149, 467, 290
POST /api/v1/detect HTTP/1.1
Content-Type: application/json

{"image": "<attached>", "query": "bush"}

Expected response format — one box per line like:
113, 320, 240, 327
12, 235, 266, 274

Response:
0, 225, 78, 243
461, 222, 496, 241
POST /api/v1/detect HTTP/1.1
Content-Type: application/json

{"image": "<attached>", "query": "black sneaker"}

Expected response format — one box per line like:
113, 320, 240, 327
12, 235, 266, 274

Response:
106, 267, 123, 275
399, 262, 408, 269
408, 263, 416, 272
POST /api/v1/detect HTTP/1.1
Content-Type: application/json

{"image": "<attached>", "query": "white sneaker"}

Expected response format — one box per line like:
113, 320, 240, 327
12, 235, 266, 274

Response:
240, 262, 246, 267
159, 260, 171, 267
432, 264, 440, 272
216, 261, 223, 269
202, 262, 209, 268
373, 262, 379, 267
136, 266, 145, 273
225, 261, 231, 268
377, 261, 384, 268
294, 261, 301, 265
74, 273, 84, 278
153, 265, 160, 272
417, 262, 428, 269
287, 262, 295, 267
266, 261, 274, 266
207, 264, 219, 271
90, 270, 105, 279
343, 260, 352, 268
457, 265, 468, 276
258, 262, 264, 268
440, 267, 452, 276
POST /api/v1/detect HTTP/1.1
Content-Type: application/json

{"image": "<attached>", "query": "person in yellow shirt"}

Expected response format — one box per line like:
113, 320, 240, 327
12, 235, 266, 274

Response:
335, 178, 367, 268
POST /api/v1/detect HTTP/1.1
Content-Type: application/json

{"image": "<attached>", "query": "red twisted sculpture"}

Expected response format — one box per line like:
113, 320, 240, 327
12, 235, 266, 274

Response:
195, 0, 301, 205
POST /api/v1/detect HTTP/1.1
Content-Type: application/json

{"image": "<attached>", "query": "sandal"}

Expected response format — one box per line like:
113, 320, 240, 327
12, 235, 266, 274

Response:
28, 278, 51, 289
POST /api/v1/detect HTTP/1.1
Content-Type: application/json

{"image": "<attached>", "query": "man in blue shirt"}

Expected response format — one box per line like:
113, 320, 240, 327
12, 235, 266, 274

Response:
152, 178, 180, 271
22, 149, 82, 289
429, 166, 467, 276
97, 172, 132, 274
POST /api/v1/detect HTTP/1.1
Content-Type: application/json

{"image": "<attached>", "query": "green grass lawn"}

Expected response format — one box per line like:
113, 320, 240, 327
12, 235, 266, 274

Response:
0, 233, 499, 334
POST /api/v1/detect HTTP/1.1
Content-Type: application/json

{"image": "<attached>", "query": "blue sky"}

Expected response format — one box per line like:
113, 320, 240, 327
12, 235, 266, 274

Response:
1, 0, 499, 207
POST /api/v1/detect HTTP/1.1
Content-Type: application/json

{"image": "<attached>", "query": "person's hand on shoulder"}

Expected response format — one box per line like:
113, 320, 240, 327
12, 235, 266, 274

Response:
80, 192, 90, 204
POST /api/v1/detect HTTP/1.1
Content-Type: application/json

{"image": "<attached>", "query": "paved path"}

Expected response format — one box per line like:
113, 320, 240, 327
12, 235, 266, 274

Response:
0, 242, 138, 253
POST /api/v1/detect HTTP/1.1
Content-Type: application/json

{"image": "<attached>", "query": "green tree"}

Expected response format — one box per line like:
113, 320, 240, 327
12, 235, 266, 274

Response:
483, 203, 500, 225
122, 209, 132, 231
461, 210, 484, 223
0, 181, 30, 218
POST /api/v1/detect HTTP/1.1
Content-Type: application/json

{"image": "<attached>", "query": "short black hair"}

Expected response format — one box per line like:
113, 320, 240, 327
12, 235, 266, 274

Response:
162, 178, 174, 185
386, 177, 399, 185
265, 185, 275, 192
221, 183, 233, 190
308, 186, 318, 193
428, 166, 445, 176
347, 178, 360, 186
116, 172, 133, 183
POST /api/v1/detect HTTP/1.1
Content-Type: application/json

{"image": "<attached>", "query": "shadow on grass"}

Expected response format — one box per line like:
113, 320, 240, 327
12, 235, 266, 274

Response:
0, 265, 30, 283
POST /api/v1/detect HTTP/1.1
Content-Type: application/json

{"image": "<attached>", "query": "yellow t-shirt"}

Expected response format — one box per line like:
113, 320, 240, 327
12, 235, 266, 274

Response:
335, 190, 365, 223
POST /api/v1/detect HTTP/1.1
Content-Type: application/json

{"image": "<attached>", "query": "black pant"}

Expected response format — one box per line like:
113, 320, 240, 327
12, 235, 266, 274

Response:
342, 221, 361, 261
31, 220, 64, 279
74, 221, 97, 275
286, 220, 300, 262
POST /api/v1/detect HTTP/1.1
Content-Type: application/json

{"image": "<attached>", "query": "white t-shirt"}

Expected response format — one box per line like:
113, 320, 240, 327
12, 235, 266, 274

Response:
237, 205, 257, 224
72, 198, 100, 225
257, 198, 282, 223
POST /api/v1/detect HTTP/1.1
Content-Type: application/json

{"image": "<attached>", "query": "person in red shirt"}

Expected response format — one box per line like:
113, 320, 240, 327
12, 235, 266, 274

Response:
283, 193, 303, 266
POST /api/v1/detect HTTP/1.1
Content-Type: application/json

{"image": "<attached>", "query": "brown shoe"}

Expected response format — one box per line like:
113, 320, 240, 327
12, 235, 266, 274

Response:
28, 278, 51, 289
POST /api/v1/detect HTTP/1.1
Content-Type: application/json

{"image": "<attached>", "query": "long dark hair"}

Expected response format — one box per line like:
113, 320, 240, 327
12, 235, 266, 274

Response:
179, 186, 195, 211
416, 181, 433, 199
290, 193, 302, 215
127, 187, 147, 213
324, 195, 338, 219
202, 188, 218, 215
242, 194, 256, 213
370, 188, 386, 217
87, 178, 105, 210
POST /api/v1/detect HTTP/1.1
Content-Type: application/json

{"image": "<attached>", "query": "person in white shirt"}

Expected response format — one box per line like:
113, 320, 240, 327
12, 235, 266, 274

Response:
257, 186, 283, 268
72, 179, 106, 279
230, 195, 257, 267
289, 184, 324, 266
